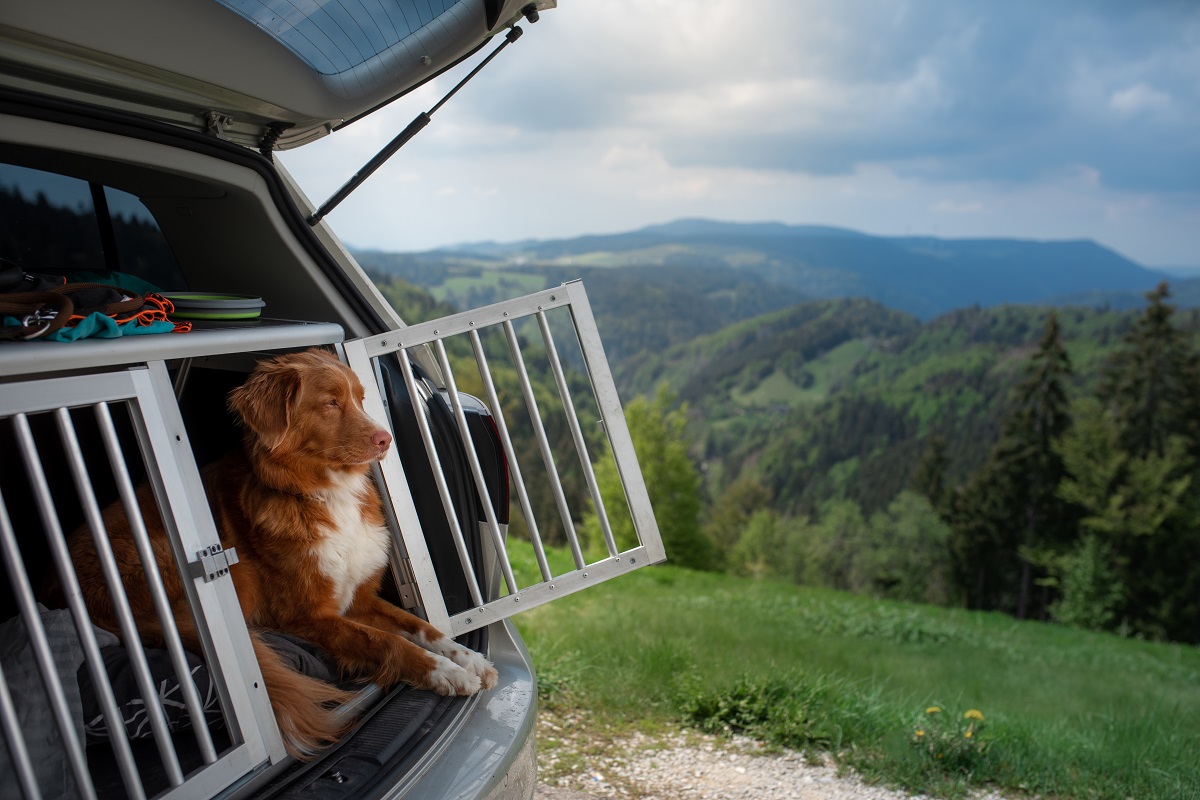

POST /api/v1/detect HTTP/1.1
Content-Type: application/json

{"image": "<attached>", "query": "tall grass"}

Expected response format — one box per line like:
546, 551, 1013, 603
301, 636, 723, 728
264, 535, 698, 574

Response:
510, 543, 1200, 799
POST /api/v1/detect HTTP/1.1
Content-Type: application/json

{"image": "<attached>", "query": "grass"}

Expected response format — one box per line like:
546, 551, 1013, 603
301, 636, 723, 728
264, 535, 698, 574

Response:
508, 542, 1200, 799
433, 270, 546, 303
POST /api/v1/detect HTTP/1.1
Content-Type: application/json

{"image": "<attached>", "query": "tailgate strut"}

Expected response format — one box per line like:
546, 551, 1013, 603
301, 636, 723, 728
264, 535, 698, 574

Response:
307, 10, 539, 226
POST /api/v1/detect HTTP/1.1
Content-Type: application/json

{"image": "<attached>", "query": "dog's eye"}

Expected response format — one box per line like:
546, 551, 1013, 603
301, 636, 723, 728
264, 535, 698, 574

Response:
326, 398, 340, 408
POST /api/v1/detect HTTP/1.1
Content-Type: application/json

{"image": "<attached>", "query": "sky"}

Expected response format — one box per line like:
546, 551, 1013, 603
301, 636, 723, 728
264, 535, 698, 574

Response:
280, 0, 1200, 268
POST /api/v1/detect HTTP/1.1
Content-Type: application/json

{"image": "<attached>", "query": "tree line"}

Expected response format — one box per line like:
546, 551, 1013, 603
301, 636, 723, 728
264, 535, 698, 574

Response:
372, 271, 1200, 643
934, 282, 1200, 642
588, 283, 1200, 645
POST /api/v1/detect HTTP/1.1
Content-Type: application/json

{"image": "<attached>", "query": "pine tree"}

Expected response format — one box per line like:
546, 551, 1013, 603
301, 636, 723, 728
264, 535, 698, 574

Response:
910, 435, 949, 511
1090, 283, 1200, 641
1007, 311, 1079, 618
946, 453, 1019, 611
947, 312, 1077, 617
1100, 282, 1200, 458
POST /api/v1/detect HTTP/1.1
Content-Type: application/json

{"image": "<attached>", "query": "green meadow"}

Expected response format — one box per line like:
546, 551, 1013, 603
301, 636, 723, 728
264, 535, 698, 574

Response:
509, 542, 1200, 799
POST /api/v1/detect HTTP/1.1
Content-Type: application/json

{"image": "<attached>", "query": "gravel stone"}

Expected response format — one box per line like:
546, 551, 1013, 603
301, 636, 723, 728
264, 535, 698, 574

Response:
534, 717, 1011, 800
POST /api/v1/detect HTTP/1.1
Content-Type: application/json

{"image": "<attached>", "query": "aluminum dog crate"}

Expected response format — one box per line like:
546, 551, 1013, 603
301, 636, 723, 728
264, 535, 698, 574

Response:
0, 282, 666, 799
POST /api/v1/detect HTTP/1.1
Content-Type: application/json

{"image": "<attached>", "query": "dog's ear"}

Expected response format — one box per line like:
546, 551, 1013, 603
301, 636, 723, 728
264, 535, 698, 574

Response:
228, 361, 301, 451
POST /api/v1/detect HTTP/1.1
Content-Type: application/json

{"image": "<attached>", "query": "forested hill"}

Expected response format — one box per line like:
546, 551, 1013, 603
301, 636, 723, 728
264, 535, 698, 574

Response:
623, 299, 1151, 515
369, 263, 1165, 518
355, 221, 1186, 516
618, 289, 1200, 643
361, 258, 811, 363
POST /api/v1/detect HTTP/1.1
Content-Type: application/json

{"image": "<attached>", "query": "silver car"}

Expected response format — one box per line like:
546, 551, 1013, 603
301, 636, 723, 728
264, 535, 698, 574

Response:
0, 2, 664, 798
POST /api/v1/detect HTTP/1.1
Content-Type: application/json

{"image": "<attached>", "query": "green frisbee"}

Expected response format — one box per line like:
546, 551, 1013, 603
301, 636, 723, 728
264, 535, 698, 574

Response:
162, 292, 266, 320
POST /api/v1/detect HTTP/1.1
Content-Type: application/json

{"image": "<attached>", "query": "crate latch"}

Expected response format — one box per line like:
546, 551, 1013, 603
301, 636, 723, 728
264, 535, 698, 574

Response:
191, 544, 239, 582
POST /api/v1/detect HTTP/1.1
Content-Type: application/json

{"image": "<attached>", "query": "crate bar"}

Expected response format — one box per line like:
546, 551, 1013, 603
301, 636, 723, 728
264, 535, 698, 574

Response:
342, 343, 458, 634
535, 309, 618, 558
469, 328, 552, 584
398, 350, 487, 608
54, 407, 161, 796
0, 519, 46, 800
501, 319, 585, 570
0, 371, 135, 414
563, 283, 666, 564
431, 339, 518, 596
361, 354, 425, 615
352, 347, 457, 623
356, 285, 573, 354
0, 448, 96, 800
447, 547, 651, 638
93, 401, 218, 763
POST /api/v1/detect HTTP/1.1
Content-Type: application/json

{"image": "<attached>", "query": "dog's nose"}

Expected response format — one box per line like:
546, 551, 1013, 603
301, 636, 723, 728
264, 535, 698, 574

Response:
373, 429, 392, 453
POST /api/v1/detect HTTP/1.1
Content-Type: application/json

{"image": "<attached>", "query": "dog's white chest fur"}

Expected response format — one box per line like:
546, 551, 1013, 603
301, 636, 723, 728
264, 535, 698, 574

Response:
310, 471, 391, 615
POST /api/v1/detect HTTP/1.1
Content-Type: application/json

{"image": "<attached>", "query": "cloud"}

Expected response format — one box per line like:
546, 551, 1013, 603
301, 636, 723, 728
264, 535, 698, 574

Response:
1109, 83, 1174, 117
444, 0, 1198, 193
280, 0, 1200, 264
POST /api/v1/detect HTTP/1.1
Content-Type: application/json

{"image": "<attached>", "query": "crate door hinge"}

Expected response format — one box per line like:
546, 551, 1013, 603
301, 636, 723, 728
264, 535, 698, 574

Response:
395, 583, 422, 613
191, 544, 239, 582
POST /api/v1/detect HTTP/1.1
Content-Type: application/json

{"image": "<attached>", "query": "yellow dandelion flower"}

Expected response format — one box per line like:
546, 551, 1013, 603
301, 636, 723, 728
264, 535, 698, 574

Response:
964, 730, 973, 738
964, 709, 984, 721
925, 706, 942, 715
915, 730, 925, 738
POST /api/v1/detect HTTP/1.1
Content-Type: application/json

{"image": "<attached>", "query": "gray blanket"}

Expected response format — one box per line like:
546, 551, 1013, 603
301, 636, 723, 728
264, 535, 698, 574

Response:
0, 605, 117, 800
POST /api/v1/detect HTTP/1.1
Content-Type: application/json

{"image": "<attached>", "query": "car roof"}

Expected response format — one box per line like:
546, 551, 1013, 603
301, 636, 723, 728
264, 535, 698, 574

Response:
0, 0, 551, 149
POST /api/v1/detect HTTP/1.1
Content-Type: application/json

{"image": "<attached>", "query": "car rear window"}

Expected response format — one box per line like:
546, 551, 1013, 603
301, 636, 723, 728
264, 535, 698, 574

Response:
214, 0, 461, 75
0, 163, 185, 291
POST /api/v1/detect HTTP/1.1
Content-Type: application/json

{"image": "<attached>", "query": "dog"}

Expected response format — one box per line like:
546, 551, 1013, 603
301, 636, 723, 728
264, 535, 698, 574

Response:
67, 348, 497, 758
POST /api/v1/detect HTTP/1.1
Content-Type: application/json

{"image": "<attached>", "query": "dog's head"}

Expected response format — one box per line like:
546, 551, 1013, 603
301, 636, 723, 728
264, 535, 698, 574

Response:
228, 349, 392, 469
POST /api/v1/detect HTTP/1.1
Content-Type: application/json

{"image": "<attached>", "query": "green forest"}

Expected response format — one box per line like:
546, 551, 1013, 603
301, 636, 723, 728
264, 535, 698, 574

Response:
372, 271, 1200, 646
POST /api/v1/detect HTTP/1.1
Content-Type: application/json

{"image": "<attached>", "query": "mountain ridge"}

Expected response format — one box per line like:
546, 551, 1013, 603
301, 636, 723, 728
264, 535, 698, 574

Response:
378, 218, 1167, 320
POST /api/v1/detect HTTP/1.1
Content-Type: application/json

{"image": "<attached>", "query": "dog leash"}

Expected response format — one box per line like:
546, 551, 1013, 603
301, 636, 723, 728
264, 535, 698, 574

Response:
0, 282, 192, 341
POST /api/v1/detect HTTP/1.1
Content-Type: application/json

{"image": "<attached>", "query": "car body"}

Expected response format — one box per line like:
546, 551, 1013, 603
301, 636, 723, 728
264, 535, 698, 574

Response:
0, 2, 663, 799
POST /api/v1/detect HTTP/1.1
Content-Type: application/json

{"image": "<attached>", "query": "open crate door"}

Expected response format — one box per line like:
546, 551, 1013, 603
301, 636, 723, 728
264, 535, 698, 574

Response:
342, 281, 666, 638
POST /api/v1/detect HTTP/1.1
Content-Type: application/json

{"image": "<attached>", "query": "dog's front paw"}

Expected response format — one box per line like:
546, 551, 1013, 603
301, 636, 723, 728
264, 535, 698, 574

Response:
426, 654, 482, 696
451, 647, 498, 691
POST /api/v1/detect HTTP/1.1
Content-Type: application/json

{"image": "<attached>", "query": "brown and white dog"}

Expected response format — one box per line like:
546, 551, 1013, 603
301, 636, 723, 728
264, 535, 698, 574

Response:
68, 348, 496, 758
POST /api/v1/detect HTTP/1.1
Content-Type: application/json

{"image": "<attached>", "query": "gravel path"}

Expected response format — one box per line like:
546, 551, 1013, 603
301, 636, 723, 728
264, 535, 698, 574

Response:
533, 718, 1009, 800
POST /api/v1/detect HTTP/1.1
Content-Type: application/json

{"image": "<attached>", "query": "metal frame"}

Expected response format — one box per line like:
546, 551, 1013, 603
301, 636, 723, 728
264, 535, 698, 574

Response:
344, 281, 666, 638
0, 363, 279, 800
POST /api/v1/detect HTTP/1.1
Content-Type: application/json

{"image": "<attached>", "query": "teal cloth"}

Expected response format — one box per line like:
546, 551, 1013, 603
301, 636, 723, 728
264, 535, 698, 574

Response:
2, 312, 175, 341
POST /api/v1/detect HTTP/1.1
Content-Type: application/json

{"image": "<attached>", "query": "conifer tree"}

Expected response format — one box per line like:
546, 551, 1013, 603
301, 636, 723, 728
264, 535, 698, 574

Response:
1091, 283, 1200, 641
1100, 282, 1200, 458
1054, 398, 1194, 635
910, 435, 949, 511
948, 312, 1077, 617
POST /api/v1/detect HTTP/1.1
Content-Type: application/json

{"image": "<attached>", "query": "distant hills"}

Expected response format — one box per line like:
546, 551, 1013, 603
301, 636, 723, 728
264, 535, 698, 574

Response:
358, 219, 1200, 517
387, 218, 1173, 321
356, 217, 1191, 362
